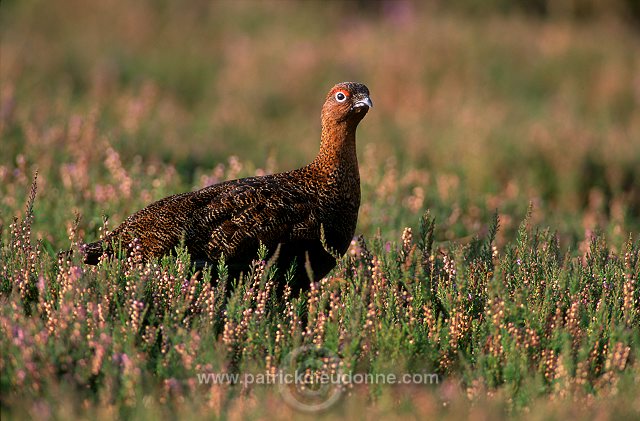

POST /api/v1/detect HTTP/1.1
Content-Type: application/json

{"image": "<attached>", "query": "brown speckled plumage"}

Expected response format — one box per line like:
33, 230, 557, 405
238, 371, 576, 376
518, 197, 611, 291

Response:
82, 82, 372, 291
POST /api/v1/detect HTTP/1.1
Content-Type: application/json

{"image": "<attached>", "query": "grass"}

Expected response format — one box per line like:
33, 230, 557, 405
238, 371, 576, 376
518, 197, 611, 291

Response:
1, 1, 639, 419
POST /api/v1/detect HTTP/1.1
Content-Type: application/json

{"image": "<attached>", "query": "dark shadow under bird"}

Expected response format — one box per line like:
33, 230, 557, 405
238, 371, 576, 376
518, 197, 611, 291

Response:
79, 82, 372, 294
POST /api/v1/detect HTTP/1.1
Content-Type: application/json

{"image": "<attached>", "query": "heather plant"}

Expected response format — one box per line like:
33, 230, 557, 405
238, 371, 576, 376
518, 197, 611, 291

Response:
1, 177, 638, 419
2, 1, 640, 419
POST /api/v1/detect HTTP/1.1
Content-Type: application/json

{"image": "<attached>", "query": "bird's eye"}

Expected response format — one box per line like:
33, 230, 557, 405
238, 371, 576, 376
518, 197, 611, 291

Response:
335, 92, 347, 102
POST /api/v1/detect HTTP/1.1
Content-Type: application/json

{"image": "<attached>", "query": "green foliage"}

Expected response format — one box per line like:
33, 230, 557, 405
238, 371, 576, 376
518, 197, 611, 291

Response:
1, 1, 640, 418
1, 183, 639, 418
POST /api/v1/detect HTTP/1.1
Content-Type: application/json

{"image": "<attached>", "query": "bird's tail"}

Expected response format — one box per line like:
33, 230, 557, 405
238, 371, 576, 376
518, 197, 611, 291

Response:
57, 239, 112, 265
81, 241, 108, 265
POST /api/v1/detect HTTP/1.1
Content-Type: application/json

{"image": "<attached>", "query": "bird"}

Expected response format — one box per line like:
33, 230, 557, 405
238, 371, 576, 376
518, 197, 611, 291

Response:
80, 82, 372, 293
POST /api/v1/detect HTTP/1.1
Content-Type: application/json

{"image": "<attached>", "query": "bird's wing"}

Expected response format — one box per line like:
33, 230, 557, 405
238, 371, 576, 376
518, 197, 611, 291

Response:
185, 175, 318, 261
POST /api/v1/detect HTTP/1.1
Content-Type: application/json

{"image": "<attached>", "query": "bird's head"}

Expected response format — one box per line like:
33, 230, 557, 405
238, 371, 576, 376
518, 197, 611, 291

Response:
322, 82, 372, 126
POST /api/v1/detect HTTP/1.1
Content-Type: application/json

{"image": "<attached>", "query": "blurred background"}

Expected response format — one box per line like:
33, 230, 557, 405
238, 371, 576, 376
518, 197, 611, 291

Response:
1, 0, 639, 252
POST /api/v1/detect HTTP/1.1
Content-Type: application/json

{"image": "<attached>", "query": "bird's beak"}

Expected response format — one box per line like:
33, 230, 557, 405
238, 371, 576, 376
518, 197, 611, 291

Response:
353, 96, 373, 109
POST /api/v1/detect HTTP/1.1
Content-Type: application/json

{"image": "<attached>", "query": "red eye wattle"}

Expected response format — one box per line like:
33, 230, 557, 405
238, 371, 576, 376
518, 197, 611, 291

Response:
335, 91, 348, 102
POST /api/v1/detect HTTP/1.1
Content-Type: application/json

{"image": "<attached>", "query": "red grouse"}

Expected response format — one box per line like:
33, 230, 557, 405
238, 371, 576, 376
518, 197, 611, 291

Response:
81, 82, 372, 291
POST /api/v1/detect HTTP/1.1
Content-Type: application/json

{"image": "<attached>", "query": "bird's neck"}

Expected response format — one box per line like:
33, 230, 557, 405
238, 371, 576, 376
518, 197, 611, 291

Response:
311, 120, 360, 178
